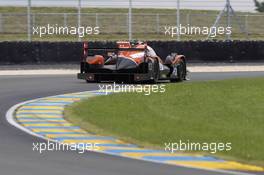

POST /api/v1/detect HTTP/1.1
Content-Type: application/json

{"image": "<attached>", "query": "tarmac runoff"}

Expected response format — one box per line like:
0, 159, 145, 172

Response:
1, 64, 264, 75
6, 90, 264, 174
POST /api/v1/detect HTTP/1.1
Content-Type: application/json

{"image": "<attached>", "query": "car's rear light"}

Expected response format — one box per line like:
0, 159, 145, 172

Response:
83, 42, 88, 49
83, 42, 88, 60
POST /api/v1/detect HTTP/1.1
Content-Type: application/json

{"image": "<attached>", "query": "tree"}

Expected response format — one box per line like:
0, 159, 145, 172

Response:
254, 0, 264, 12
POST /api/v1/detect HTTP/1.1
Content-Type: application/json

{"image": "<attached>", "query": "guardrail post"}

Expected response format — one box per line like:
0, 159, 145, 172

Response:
27, 0, 32, 41
63, 13, 67, 27
0, 13, 3, 33
95, 13, 99, 27
176, 0, 180, 41
245, 14, 248, 34
77, 0, 81, 42
32, 13, 35, 28
186, 13, 190, 25
156, 13, 160, 34
128, 0, 132, 41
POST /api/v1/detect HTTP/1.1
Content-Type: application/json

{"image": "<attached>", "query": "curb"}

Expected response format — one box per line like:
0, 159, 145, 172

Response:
6, 90, 263, 175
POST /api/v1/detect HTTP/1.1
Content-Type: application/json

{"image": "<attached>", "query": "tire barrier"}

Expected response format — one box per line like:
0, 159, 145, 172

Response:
148, 41, 264, 63
0, 41, 264, 64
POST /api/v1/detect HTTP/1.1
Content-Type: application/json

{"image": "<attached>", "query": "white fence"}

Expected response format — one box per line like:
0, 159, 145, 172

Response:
0, 0, 263, 41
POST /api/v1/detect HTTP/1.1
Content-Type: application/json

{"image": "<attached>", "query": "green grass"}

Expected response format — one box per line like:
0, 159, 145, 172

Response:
0, 6, 237, 14
65, 77, 264, 166
0, 6, 263, 41
4, 33, 262, 41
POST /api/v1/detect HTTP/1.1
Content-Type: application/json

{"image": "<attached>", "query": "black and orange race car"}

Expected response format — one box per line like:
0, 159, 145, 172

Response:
77, 41, 188, 83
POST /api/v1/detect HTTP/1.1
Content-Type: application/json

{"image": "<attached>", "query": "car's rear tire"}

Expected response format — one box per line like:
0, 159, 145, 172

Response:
171, 60, 186, 82
148, 58, 159, 84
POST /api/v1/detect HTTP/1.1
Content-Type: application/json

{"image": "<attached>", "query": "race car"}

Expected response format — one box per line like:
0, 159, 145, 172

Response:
77, 41, 188, 83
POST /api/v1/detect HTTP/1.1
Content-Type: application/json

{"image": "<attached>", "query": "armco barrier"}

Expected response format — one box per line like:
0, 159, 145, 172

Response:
0, 41, 264, 64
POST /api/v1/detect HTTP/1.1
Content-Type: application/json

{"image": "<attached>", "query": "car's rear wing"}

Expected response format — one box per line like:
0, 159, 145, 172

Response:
82, 42, 147, 61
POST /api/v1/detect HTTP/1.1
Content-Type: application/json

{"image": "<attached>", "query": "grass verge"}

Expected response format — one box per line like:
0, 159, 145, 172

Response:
65, 77, 264, 166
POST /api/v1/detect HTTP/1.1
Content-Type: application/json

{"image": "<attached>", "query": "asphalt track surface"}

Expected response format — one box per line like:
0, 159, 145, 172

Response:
1, 72, 264, 175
